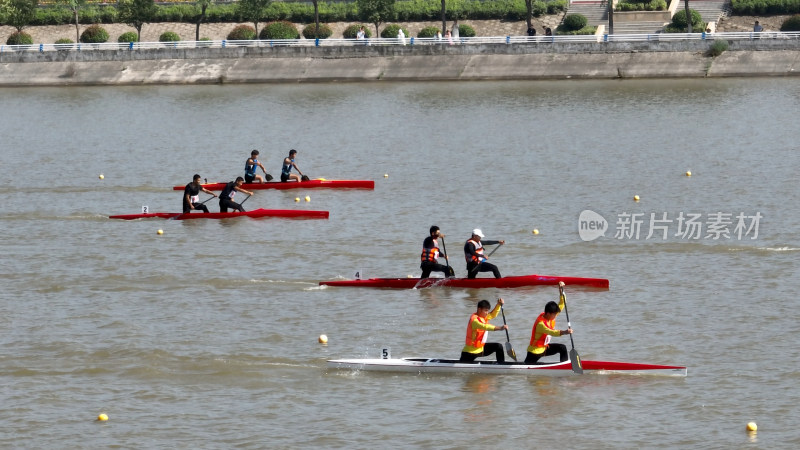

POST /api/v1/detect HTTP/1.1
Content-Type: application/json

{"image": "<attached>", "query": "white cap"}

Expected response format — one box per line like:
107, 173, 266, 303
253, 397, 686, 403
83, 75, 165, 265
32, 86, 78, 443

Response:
472, 229, 484, 238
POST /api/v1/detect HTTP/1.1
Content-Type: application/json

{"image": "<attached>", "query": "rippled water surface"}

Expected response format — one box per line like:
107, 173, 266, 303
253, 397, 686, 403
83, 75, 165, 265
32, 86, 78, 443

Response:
1, 79, 799, 448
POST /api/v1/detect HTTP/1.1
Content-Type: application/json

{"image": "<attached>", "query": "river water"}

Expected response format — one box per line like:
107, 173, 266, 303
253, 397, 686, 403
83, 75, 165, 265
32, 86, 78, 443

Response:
1, 79, 799, 448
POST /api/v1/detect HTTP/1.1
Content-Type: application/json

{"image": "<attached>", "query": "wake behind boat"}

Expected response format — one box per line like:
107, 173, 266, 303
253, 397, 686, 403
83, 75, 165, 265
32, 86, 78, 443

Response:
109, 208, 329, 220
319, 274, 609, 289
327, 357, 687, 377
172, 179, 374, 191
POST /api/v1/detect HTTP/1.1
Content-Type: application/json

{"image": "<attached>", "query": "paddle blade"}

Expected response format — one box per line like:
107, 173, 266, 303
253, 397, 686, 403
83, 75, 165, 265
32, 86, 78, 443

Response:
505, 342, 517, 361
569, 348, 583, 374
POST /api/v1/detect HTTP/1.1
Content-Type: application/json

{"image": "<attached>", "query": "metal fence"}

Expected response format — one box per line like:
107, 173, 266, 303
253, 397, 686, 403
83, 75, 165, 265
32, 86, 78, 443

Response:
2, 31, 799, 52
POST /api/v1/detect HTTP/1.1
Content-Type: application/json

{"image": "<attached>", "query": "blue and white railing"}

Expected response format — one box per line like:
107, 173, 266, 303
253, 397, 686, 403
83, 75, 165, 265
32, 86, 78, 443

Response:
1, 32, 798, 53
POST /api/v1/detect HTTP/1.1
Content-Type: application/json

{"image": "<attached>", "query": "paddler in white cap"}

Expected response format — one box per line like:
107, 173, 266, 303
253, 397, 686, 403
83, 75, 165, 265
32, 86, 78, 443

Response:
464, 229, 504, 279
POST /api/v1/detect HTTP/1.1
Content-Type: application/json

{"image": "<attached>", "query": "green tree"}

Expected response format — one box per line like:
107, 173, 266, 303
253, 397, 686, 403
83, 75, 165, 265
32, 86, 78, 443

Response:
57, 0, 87, 43
236, 0, 272, 37
357, 0, 396, 37
0, 0, 12, 23
5, 0, 38, 32
193, 0, 216, 41
117, 0, 157, 42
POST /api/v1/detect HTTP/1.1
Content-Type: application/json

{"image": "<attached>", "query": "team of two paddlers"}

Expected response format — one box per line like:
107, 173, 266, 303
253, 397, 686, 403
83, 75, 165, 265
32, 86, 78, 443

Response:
183, 149, 305, 214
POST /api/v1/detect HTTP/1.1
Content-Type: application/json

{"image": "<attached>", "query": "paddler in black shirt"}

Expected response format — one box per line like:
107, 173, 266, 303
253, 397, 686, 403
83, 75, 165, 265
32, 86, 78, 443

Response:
420, 225, 455, 278
219, 177, 254, 212
464, 229, 504, 279
183, 174, 216, 213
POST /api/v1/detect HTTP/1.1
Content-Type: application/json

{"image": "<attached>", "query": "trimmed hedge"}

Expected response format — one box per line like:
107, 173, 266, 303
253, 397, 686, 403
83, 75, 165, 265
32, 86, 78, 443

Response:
7, 31, 34, 45
227, 24, 257, 40
302, 23, 334, 39
259, 21, 300, 40
731, 0, 800, 15
55, 38, 74, 44
25, 0, 569, 27
118, 31, 138, 43
159, 31, 181, 42
781, 14, 800, 31
417, 25, 440, 37
343, 23, 372, 39
459, 24, 476, 37
80, 24, 109, 43
560, 14, 587, 31
663, 9, 705, 33
381, 24, 410, 39
616, 0, 668, 11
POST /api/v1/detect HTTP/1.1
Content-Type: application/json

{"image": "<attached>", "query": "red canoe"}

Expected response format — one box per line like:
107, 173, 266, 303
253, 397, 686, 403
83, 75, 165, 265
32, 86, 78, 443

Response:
172, 179, 374, 191
319, 274, 609, 289
109, 208, 329, 220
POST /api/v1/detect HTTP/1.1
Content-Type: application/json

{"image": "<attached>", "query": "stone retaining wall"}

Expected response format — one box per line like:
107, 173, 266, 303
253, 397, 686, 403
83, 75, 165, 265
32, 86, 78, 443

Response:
1, 40, 799, 85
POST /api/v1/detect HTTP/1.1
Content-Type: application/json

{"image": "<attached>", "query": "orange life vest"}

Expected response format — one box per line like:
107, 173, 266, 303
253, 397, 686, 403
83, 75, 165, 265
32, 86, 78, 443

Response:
465, 239, 485, 263
530, 312, 556, 349
465, 313, 489, 349
420, 239, 440, 262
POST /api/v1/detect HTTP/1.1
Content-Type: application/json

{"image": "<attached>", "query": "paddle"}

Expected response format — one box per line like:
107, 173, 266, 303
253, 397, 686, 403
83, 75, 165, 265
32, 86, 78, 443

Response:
500, 305, 517, 361
239, 193, 252, 207
439, 236, 454, 277
468, 242, 504, 277
559, 282, 583, 374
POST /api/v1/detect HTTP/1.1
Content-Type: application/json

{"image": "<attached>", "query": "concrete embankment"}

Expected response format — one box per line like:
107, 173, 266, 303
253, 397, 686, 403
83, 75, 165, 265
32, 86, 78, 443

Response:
1, 40, 799, 85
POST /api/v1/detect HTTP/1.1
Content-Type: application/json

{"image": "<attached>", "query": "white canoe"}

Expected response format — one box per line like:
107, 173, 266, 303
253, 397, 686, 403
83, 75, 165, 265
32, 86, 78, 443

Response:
327, 358, 687, 377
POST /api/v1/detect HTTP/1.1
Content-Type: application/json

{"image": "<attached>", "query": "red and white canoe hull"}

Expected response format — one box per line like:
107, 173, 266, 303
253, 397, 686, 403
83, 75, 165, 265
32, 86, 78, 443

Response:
320, 274, 609, 289
109, 208, 329, 220
327, 358, 687, 377
172, 179, 374, 191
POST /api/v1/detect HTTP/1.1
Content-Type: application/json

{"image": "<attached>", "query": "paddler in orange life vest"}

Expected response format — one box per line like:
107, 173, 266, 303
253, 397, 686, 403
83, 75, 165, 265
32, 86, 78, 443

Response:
420, 225, 455, 278
460, 298, 508, 363
525, 282, 573, 364
464, 229, 504, 279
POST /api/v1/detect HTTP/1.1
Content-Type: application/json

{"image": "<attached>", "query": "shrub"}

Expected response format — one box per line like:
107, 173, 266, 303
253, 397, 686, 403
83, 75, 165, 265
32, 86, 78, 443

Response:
781, 14, 800, 31
708, 39, 729, 57
343, 24, 372, 39
118, 32, 138, 43
380, 24, 410, 38
547, 0, 568, 14
259, 21, 300, 40
417, 26, 440, 38
159, 31, 181, 42
302, 23, 333, 39
55, 38, 74, 44
227, 25, 257, 40
664, 9, 705, 32
561, 14, 588, 32
7, 32, 33, 45
459, 24, 476, 37
80, 24, 109, 43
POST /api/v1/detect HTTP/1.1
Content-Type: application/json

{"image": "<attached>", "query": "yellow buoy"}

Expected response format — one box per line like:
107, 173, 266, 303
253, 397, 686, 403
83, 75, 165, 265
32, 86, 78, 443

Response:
532, 229, 539, 235
99, 174, 104, 180
295, 197, 300, 202
318, 334, 328, 344
633, 195, 640, 202
384, 174, 388, 178
98, 413, 108, 421
747, 422, 757, 432
157, 229, 163, 235
305, 196, 310, 202
686, 170, 692, 177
